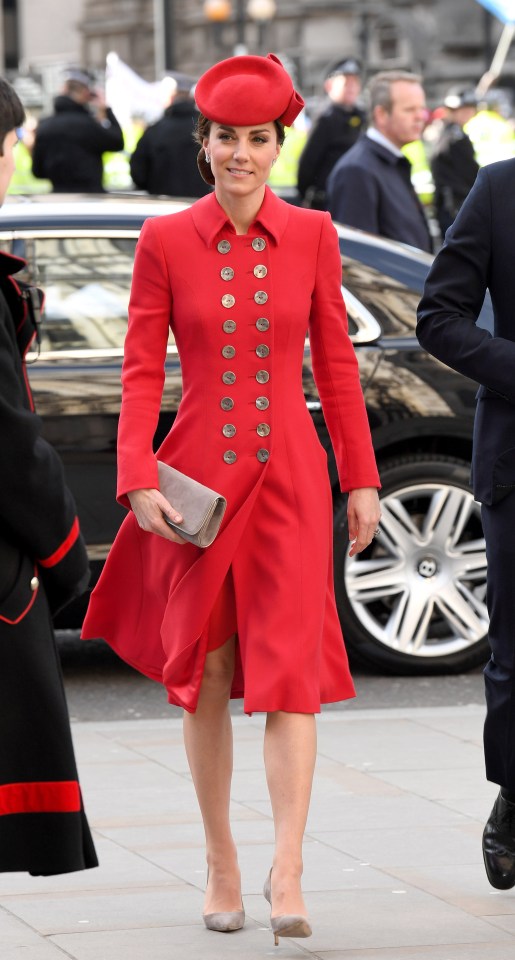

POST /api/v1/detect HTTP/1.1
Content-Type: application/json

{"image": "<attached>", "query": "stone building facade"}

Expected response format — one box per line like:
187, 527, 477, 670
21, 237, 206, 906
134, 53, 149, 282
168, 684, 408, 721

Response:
3, 0, 515, 106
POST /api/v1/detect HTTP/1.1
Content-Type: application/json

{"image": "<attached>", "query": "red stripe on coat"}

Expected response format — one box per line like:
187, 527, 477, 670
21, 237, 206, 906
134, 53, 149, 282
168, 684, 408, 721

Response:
0, 563, 39, 625
0, 780, 81, 815
38, 517, 80, 568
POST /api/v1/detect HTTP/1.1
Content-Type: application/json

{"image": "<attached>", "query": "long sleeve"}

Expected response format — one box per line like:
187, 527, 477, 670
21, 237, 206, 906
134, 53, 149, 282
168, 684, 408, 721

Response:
417, 165, 515, 404
308, 214, 380, 491
0, 293, 89, 613
117, 217, 173, 503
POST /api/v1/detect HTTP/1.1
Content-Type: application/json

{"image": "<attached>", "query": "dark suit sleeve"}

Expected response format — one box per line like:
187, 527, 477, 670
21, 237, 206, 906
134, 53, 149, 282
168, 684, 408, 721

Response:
86, 109, 125, 153
0, 301, 90, 613
327, 161, 380, 232
31, 133, 47, 180
417, 166, 515, 404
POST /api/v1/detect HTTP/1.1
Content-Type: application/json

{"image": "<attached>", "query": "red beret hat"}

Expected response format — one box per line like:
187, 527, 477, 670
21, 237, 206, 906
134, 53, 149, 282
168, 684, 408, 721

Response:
195, 53, 304, 127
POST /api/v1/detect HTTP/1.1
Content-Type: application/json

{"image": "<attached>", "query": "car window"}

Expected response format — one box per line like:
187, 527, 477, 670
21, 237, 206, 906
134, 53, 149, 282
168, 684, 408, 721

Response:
0, 234, 178, 354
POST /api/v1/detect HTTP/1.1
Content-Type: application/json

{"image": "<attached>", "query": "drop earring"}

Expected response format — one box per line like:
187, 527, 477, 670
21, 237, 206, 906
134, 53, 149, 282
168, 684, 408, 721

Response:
205, 152, 211, 163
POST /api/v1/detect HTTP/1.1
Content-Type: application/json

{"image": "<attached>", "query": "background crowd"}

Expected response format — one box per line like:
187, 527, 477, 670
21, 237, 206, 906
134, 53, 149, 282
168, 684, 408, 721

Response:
7, 56, 515, 250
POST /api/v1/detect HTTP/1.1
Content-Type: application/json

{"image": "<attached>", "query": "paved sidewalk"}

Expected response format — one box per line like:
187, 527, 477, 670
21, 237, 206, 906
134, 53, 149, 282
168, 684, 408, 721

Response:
2, 705, 515, 960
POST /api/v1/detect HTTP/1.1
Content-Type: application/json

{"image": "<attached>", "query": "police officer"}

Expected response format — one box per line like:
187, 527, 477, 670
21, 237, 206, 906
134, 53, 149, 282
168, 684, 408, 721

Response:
297, 57, 366, 210
430, 87, 479, 239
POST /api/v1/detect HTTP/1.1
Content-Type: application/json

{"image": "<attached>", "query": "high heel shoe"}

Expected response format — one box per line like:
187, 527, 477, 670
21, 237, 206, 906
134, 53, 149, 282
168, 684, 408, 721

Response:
202, 870, 245, 933
263, 868, 312, 947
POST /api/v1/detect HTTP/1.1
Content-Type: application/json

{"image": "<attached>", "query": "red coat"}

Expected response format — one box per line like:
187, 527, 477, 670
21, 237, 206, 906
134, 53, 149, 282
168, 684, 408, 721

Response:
82, 188, 380, 713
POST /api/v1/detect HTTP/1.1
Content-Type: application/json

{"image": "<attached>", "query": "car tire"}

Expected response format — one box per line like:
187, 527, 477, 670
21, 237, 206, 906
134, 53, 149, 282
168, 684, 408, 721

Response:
333, 454, 490, 675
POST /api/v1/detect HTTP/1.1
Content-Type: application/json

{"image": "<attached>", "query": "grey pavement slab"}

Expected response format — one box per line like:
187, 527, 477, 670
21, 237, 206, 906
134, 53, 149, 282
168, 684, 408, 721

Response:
1, 705, 515, 960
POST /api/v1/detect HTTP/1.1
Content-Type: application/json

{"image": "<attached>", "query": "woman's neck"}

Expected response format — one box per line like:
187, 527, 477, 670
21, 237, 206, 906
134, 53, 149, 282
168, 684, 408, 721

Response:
215, 185, 266, 235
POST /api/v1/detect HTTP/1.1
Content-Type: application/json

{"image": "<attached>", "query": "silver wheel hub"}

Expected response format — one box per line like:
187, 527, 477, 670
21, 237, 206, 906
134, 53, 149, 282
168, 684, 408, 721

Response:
344, 480, 488, 660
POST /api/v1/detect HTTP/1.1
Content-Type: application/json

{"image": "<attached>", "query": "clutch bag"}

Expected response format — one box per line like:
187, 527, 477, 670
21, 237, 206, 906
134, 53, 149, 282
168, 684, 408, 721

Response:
157, 461, 227, 548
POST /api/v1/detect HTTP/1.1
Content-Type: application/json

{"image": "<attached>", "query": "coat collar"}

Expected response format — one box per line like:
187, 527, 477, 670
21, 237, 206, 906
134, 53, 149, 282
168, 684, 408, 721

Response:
190, 186, 290, 248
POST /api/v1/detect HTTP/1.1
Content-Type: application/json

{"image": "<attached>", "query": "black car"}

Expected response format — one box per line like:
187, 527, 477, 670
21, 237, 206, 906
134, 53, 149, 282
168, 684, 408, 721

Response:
0, 195, 491, 675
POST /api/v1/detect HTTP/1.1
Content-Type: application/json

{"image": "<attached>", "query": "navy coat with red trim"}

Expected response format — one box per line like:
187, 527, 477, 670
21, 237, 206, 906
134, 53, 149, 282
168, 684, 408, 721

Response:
0, 250, 90, 618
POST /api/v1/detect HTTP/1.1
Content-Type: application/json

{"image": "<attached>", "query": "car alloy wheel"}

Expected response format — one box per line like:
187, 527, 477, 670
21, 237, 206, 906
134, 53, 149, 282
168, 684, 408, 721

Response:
334, 455, 489, 674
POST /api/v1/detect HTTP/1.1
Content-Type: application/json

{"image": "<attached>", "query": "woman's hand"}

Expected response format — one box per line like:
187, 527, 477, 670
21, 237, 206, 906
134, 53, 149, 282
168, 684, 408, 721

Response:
127, 488, 187, 544
347, 487, 381, 557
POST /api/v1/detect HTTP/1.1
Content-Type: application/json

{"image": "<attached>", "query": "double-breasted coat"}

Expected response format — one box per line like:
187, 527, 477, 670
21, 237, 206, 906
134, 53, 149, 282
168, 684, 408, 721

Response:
82, 187, 380, 714
0, 250, 98, 874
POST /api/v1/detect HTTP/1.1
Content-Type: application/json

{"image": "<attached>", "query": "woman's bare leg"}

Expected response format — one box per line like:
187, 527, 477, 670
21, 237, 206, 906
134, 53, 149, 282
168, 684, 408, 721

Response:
183, 635, 242, 914
264, 711, 317, 916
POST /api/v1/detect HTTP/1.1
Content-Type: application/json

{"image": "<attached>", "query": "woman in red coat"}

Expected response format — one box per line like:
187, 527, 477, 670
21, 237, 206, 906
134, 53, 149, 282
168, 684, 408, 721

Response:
83, 54, 380, 942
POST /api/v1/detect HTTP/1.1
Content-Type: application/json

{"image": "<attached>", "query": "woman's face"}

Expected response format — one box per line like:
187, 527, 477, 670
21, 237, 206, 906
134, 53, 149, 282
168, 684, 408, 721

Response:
203, 122, 280, 198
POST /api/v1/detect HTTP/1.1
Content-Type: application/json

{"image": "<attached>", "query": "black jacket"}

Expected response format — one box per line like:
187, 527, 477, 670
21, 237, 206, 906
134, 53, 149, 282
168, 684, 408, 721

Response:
297, 102, 366, 208
327, 134, 432, 252
32, 96, 124, 192
417, 159, 515, 505
430, 122, 479, 234
0, 250, 97, 876
130, 98, 211, 198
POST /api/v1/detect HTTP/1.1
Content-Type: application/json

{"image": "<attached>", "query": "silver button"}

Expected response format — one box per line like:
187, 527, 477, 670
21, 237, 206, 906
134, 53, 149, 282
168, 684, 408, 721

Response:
256, 369, 270, 384
257, 422, 270, 437
221, 396, 234, 410
257, 448, 270, 462
254, 264, 267, 279
252, 237, 266, 251
222, 424, 236, 438
222, 319, 237, 333
256, 396, 269, 410
256, 344, 270, 358
218, 240, 231, 254
254, 290, 268, 305
222, 344, 236, 359
256, 317, 270, 332
30, 576, 39, 591
222, 294, 235, 308
222, 371, 236, 385
221, 266, 234, 281
223, 450, 237, 464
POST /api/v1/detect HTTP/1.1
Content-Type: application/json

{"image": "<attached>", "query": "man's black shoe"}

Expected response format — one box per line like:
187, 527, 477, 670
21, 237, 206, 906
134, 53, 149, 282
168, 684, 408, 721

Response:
483, 791, 515, 889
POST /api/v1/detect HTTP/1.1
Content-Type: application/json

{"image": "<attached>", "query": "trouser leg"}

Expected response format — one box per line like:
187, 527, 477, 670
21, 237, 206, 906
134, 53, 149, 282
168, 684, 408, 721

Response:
482, 491, 515, 789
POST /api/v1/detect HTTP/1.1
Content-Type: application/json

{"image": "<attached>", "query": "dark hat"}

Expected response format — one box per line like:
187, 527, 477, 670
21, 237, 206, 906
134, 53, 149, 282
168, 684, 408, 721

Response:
194, 53, 304, 127
443, 86, 477, 110
325, 57, 362, 80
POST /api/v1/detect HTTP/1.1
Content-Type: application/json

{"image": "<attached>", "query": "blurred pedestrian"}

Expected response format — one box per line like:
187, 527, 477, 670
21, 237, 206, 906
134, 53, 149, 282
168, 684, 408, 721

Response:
327, 70, 432, 251
417, 156, 515, 891
82, 52, 380, 943
430, 87, 479, 238
32, 67, 124, 192
297, 57, 365, 210
130, 73, 211, 198
0, 76, 98, 875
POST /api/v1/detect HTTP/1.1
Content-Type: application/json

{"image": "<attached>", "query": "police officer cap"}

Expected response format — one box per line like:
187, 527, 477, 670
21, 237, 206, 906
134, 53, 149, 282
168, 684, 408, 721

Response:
195, 53, 304, 127
325, 57, 362, 80
62, 67, 95, 89
443, 86, 477, 110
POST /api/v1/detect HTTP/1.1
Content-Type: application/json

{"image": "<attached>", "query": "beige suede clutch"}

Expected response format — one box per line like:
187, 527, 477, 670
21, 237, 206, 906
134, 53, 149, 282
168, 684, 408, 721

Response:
157, 461, 227, 548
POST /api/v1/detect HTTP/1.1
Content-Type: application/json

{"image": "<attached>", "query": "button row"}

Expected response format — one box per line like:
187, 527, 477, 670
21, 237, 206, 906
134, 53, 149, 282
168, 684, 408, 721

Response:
222, 423, 270, 438
221, 291, 268, 308
217, 237, 267, 254
220, 264, 267, 281
223, 448, 269, 464
221, 396, 270, 411
221, 344, 269, 359
222, 318, 269, 333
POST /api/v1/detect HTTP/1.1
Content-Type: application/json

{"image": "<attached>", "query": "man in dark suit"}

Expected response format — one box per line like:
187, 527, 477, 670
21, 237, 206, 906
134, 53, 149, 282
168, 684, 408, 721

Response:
327, 70, 432, 252
417, 158, 515, 890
